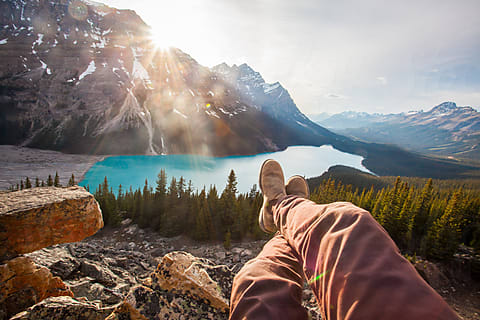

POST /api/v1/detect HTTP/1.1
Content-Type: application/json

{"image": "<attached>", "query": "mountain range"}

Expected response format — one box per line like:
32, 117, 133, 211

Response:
0, 0, 478, 179
313, 102, 480, 160
0, 0, 335, 156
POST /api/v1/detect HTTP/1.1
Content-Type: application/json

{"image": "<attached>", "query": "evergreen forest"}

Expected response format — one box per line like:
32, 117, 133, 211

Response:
11, 169, 480, 261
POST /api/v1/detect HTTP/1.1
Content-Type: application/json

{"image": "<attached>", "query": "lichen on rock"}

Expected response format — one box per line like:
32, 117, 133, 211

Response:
151, 251, 231, 312
0, 257, 73, 318
0, 186, 104, 260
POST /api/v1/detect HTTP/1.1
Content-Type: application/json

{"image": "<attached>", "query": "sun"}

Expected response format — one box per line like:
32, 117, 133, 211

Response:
145, 2, 197, 51
149, 25, 181, 50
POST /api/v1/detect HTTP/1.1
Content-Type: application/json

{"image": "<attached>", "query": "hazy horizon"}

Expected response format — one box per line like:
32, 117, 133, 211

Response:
100, 0, 479, 115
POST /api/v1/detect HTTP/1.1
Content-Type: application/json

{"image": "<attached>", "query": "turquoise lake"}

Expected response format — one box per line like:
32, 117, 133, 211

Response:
80, 145, 371, 193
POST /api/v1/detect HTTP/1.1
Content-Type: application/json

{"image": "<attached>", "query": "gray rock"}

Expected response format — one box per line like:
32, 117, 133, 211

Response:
10, 296, 115, 320
80, 261, 118, 288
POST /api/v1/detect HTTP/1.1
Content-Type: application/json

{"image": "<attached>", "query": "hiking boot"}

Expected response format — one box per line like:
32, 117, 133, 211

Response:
258, 159, 286, 233
285, 175, 310, 199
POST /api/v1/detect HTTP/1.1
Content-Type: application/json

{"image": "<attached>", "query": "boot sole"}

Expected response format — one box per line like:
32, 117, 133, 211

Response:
286, 175, 310, 198
258, 159, 281, 233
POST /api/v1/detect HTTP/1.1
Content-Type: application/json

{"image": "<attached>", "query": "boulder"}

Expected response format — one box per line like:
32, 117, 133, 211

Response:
0, 186, 103, 260
80, 261, 118, 288
0, 256, 73, 318
26, 246, 80, 280
10, 296, 115, 320
151, 251, 231, 312
69, 279, 124, 305
114, 252, 233, 319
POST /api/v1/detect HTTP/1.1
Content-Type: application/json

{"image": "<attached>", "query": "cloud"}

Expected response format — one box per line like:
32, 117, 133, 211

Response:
325, 93, 347, 99
376, 76, 388, 85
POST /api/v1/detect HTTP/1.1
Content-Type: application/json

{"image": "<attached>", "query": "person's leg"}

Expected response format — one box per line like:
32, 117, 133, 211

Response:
229, 234, 309, 320
272, 196, 461, 320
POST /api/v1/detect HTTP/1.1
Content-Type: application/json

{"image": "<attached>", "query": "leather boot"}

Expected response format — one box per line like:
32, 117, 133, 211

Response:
285, 175, 310, 199
258, 159, 286, 233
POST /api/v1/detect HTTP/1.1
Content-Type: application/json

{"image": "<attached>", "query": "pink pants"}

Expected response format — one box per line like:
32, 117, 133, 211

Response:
230, 196, 460, 320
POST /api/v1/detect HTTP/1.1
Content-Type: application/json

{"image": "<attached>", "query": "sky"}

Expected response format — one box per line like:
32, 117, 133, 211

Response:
101, 0, 480, 115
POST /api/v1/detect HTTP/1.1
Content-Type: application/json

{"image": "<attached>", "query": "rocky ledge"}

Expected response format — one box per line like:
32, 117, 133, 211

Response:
1, 187, 478, 319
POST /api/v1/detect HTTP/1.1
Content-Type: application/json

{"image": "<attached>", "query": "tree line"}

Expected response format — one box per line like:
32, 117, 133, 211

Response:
310, 177, 480, 260
9, 172, 76, 190
10, 170, 480, 260
92, 169, 265, 248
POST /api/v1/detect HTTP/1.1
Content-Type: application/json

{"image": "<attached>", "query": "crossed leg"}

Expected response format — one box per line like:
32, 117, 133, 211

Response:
229, 234, 309, 320
230, 196, 460, 320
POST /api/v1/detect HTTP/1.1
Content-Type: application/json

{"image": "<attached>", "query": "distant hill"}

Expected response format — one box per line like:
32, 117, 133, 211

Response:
314, 102, 480, 160
307, 165, 389, 191
307, 165, 480, 193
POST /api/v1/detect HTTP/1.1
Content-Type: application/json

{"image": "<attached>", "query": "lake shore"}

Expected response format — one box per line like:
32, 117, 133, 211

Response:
0, 145, 105, 190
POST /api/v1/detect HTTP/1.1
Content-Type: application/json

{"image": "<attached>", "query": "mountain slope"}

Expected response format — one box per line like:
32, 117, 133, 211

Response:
315, 102, 480, 160
0, 0, 336, 156
212, 62, 338, 146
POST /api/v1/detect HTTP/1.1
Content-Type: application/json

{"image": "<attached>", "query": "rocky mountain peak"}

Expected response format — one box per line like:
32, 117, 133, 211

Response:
0, 0, 338, 156
430, 101, 458, 114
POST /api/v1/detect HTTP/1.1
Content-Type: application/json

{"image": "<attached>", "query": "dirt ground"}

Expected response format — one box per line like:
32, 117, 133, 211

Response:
0, 145, 104, 190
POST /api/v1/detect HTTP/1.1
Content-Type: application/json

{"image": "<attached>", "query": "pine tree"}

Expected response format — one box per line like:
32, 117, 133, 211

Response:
194, 189, 214, 240
154, 169, 168, 231
408, 179, 433, 250
25, 177, 32, 189
68, 174, 76, 186
54, 172, 60, 187
220, 170, 238, 236
35, 177, 40, 188
47, 175, 53, 186
425, 189, 464, 260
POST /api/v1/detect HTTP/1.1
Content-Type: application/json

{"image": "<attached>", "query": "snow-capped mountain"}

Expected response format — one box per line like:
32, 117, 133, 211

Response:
212, 62, 336, 144
0, 0, 335, 155
314, 102, 480, 159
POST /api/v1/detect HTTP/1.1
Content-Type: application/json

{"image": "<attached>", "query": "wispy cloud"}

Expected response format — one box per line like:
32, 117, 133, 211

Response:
376, 76, 388, 85
325, 93, 347, 99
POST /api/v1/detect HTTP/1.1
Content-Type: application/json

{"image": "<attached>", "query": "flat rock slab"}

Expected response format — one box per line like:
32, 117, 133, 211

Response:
0, 186, 103, 260
10, 296, 115, 320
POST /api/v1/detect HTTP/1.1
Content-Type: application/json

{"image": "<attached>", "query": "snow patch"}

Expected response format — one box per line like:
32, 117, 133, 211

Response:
205, 109, 220, 119
263, 82, 280, 94
78, 61, 96, 80
40, 60, 51, 74
0, 39, 7, 45
219, 107, 233, 116
33, 33, 43, 46
132, 59, 150, 80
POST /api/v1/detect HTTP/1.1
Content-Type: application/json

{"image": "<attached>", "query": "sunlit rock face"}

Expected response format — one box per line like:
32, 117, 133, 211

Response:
0, 0, 336, 156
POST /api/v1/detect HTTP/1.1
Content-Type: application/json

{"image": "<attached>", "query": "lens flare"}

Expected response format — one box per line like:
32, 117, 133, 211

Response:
308, 269, 330, 284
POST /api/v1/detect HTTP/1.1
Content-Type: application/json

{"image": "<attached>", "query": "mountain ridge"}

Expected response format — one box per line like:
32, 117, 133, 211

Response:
0, 0, 336, 157
313, 102, 480, 160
